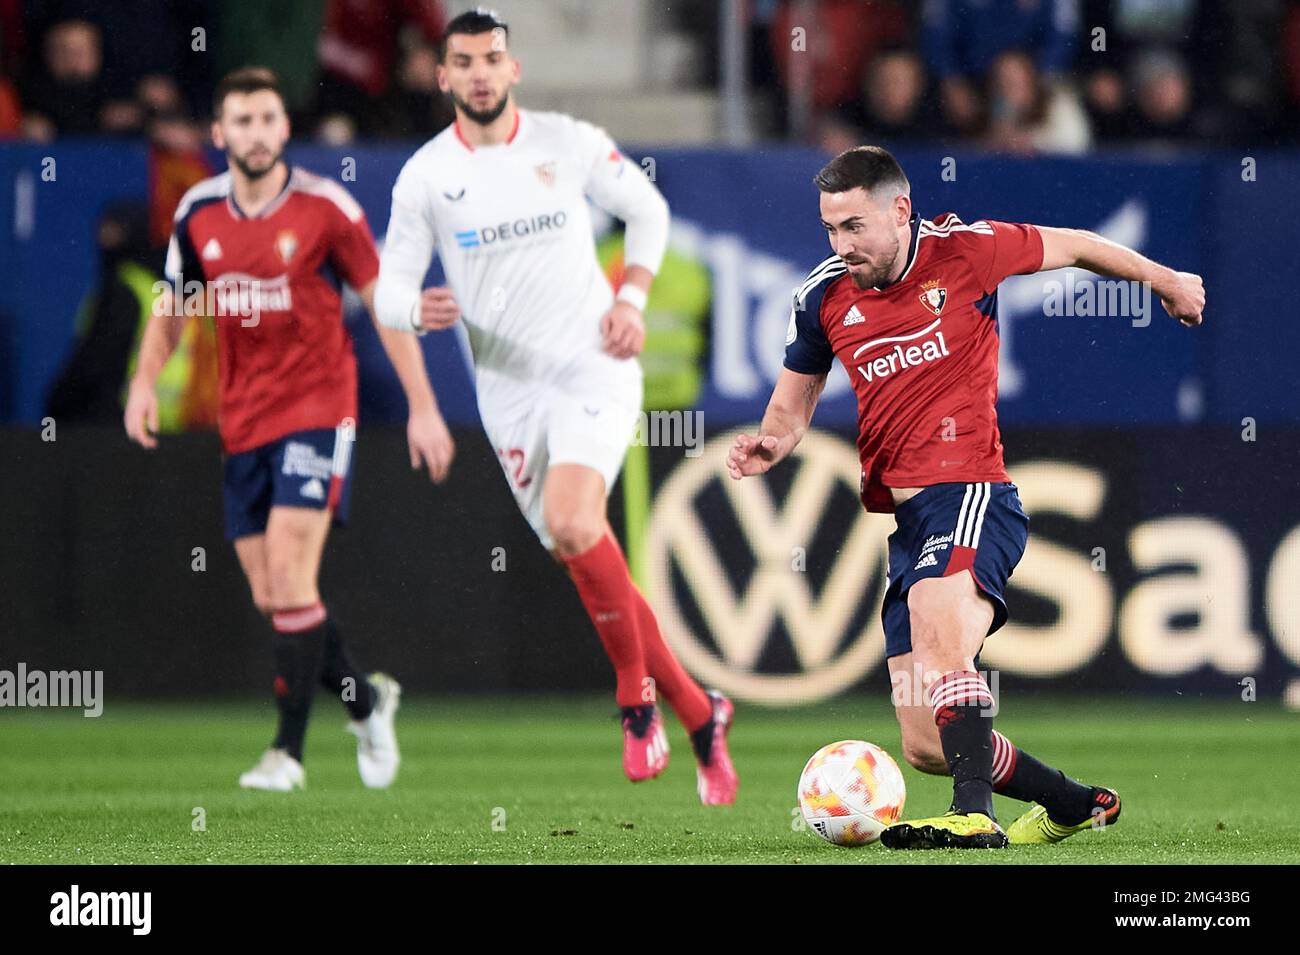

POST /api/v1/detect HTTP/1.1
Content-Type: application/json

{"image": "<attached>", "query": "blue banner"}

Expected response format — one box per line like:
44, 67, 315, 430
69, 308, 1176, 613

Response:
3, 142, 1295, 429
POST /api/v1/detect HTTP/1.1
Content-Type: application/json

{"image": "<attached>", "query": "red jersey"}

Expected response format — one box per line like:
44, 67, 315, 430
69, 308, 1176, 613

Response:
784, 212, 1044, 512
165, 166, 380, 454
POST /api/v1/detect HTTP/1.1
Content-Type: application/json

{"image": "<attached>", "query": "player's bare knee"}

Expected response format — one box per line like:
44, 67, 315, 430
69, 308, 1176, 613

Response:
240, 572, 273, 616
907, 579, 956, 626
907, 581, 978, 663
264, 572, 295, 612
906, 615, 950, 668
545, 506, 603, 557
265, 556, 313, 610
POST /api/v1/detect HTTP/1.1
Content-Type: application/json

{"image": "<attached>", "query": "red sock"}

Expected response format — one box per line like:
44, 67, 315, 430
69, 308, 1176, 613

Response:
631, 586, 712, 731
562, 533, 648, 708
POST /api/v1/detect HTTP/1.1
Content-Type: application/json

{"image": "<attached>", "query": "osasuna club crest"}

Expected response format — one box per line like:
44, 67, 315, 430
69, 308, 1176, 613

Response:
275, 230, 298, 265
919, 279, 947, 316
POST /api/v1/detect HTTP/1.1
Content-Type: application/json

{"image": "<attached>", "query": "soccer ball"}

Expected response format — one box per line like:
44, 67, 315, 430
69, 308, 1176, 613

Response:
797, 740, 906, 846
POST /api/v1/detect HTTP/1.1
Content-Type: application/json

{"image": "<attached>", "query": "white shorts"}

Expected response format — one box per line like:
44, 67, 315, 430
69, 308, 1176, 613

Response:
483, 382, 641, 549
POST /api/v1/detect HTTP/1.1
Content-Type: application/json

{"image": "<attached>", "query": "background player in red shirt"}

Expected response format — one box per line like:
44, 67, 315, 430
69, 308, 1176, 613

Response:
729, 146, 1204, 848
124, 68, 455, 792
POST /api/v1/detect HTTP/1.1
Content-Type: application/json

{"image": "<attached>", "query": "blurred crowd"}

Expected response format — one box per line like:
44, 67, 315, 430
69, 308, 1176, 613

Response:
2, 0, 1299, 156
0, 0, 454, 148
12, 0, 1298, 429
726, 0, 1300, 153
3, 0, 458, 430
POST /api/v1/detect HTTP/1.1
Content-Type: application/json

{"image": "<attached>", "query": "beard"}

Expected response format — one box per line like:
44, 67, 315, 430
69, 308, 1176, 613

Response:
846, 233, 902, 289
451, 88, 510, 126
230, 146, 283, 181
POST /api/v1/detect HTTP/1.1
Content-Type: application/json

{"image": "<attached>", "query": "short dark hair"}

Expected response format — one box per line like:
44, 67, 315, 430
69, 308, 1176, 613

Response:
814, 146, 910, 199
439, 7, 510, 61
213, 66, 284, 118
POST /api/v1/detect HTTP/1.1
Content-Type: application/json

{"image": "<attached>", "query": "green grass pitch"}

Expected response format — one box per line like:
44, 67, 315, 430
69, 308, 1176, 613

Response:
2, 696, 1297, 864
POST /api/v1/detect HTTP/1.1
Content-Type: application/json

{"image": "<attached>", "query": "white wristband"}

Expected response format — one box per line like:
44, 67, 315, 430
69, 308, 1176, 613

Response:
616, 284, 648, 312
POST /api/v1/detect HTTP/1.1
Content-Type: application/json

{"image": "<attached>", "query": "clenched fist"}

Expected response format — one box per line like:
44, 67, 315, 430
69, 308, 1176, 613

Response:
600, 301, 645, 359
416, 286, 461, 331
1159, 271, 1205, 327
124, 378, 160, 449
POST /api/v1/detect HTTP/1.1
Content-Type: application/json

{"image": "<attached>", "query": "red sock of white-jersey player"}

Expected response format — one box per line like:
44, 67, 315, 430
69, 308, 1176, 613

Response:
561, 533, 649, 710
630, 586, 711, 732
991, 730, 1103, 825
269, 603, 328, 763
634, 586, 736, 799
927, 669, 997, 819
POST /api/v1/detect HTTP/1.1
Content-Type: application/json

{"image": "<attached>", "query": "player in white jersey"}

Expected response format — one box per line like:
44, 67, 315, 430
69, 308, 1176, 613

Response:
375, 8, 737, 804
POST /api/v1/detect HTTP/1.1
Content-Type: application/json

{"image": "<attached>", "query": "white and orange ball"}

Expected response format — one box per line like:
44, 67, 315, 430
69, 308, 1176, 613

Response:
797, 740, 906, 846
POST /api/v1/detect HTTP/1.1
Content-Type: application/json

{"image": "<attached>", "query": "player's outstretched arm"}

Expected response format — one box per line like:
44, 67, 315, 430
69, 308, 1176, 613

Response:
727, 368, 827, 480
1036, 225, 1204, 326
360, 281, 455, 483
123, 294, 187, 449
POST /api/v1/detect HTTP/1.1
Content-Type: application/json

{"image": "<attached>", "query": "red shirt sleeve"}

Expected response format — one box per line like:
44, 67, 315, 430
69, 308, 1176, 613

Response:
330, 206, 380, 291
978, 221, 1044, 294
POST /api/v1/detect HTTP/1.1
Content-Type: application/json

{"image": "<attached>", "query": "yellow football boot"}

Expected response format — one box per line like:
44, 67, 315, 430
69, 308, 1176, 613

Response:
1007, 788, 1122, 845
880, 810, 1009, 849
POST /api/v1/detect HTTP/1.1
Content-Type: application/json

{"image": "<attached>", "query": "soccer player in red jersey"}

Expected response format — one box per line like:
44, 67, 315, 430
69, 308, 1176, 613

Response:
729, 147, 1204, 848
124, 68, 455, 792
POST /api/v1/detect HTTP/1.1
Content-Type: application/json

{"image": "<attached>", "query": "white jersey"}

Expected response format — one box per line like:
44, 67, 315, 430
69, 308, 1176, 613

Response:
375, 108, 669, 420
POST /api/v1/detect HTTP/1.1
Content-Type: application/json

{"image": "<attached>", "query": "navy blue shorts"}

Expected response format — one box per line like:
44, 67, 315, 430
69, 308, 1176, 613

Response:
222, 425, 356, 541
880, 481, 1029, 659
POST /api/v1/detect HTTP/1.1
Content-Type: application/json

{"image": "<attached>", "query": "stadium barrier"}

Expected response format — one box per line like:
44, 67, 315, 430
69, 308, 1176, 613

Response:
4, 424, 1296, 703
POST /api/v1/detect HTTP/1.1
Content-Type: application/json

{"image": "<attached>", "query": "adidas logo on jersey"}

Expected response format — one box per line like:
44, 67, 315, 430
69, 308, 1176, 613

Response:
300, 478, 325, 501
843, 305, 865, 326
914, 552, 939, 570
201, 238, 223, 260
